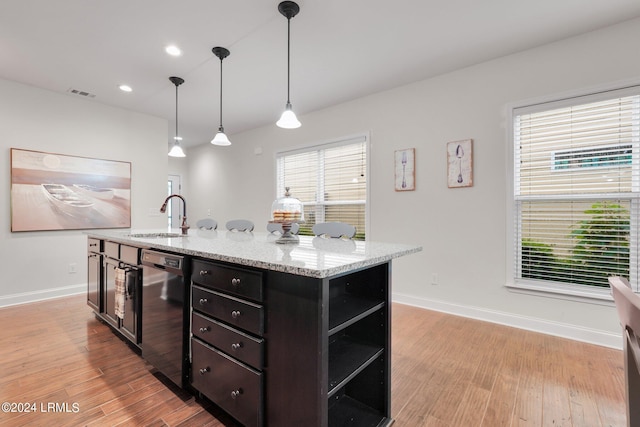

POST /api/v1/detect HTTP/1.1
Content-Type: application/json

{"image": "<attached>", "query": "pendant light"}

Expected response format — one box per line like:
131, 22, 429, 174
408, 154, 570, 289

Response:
211, 46, 231, 146
168, 76, 186, 157
276, 1, 301, 129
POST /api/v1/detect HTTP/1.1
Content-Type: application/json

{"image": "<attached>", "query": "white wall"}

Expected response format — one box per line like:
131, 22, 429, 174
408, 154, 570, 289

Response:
0, 79, 168, 306
183, 18, 640, 348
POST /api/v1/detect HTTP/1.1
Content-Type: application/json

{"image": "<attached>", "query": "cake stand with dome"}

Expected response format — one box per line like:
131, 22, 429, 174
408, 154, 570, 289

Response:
270, 187, 304, 243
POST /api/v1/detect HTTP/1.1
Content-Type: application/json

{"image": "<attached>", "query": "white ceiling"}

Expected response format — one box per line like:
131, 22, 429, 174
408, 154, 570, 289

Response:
2, 0, 640, 149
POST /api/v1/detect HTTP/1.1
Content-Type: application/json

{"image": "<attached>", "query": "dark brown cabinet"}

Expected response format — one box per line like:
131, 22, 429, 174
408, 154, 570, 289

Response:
191, 259, 265, 427
327, 264, 390, 425
87, 238, 142, 347
190, 258, 392, 427
264, 262, 392, 427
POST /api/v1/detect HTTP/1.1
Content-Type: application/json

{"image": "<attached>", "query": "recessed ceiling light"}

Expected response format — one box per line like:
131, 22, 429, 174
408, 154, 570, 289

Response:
165, 45, 182, 56
119, 85, 132, 92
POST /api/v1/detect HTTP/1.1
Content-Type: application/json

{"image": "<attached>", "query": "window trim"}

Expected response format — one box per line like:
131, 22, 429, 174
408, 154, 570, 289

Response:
274, 132, 370, 239
506, 80, 640, 303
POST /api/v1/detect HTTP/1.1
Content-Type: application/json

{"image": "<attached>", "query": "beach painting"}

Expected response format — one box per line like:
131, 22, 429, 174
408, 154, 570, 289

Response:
10, 148, 131, 231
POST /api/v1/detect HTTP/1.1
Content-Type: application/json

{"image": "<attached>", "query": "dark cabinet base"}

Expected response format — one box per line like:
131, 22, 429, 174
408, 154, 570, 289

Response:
262, 263, 392, 427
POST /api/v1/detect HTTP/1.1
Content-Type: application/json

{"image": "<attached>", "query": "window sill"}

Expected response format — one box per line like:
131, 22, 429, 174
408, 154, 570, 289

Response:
506, 280, 615, 307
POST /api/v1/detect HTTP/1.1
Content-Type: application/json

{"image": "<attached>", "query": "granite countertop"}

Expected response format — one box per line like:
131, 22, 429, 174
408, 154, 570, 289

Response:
87, 229, 422, 278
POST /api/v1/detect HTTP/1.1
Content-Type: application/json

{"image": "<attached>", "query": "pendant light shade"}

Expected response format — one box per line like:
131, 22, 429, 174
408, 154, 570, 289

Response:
277, 1, 301, 129
168, 143, 185, 157
277, 102, 301, 129
211, 46, 231, 146
211, 131, 230, 145
168, 76, 186, 157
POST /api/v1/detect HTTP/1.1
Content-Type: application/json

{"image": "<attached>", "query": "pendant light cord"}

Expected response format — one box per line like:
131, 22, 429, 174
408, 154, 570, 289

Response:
219, 57, 223, 128
175, 84, 179, 140
286, 17, 291, 104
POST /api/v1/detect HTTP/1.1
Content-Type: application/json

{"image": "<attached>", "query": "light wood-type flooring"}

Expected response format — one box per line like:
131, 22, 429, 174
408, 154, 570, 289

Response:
0, 295, 626, 426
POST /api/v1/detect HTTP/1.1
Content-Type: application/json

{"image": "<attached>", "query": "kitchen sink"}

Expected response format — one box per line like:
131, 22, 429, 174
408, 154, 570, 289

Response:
127, 232, 185, 238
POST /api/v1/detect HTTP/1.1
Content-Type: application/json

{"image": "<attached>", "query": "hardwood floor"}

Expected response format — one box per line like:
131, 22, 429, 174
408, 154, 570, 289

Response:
0, 295, 626, 426
391, 304, 625, 426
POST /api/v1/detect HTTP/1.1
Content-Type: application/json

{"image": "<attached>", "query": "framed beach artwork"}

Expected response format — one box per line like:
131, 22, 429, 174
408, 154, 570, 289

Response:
447, 139, 473, 188
394, 148, 415, 191
10, 148, 131, 232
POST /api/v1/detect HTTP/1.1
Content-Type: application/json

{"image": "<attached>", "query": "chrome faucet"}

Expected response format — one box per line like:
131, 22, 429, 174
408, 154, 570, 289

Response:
160, 194, 189, 235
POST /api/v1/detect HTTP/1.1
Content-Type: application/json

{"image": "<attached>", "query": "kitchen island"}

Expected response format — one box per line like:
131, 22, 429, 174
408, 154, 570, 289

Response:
86, 228, 421, 427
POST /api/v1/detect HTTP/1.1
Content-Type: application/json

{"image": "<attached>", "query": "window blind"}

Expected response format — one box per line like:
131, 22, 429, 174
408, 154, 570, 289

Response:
514, 90, 640, 290
276, 136, 367, 239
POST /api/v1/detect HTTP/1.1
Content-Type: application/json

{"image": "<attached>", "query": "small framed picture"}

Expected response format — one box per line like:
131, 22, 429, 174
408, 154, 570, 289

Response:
394, 148, 415, 191
447, 139, 473, 188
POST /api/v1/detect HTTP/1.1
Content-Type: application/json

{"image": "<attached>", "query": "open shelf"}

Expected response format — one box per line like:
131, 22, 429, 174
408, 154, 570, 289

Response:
329, 295, 384, 335
328, 395, 392, 427
328, 336, 383, 397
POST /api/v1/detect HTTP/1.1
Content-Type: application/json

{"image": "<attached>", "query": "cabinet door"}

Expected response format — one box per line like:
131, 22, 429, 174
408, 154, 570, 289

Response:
120, 269, 140, 344
102, 259, 119, 328
87, 253, 101, 311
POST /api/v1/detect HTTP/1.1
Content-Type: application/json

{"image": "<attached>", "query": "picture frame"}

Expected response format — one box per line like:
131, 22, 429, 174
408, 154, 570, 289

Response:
394, 148, 415, 191
10, 148, 131, 232
447, 139, 473, 188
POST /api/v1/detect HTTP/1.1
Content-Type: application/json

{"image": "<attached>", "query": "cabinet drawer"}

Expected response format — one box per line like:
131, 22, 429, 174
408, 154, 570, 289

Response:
193, 286, 264, 336
192, 260, 263, 302
87, 238, 102, 253
191, 338, 263, 427
104, 241, 119, 259
192, 311, 264, 369
120, 245, 139, 265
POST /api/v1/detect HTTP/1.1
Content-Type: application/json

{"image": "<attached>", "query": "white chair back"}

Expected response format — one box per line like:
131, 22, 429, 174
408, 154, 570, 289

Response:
312, 222, 356, 239
267, 222, 300, 234
226, 219, 254, 232
196, 218, 217, 230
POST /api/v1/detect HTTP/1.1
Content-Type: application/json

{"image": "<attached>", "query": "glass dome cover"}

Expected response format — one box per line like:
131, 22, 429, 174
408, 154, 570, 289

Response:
271, 187, 304, 223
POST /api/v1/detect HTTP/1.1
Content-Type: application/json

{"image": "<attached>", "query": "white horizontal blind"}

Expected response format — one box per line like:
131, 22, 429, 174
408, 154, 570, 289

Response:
514, 90, 640, 290
276, 136, 367, 239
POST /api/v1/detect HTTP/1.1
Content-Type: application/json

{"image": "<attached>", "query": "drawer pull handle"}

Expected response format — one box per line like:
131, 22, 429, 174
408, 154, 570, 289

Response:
199, 298, 208, 305
231, 389, 243, 399
199, 367, 210, 375
231, 310, 241, 319
199, 326, 210, 333
199, 270, 210, 276
231, 342, 243, 351
231, 278, 241, 286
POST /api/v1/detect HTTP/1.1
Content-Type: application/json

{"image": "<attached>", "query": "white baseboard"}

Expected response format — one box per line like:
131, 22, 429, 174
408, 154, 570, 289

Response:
392, 292, 622, 350
0, 284, 86, 308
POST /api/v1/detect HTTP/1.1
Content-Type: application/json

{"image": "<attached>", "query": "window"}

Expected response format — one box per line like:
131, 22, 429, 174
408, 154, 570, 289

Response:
512, 87, 640, 295
276, 135, 367, 239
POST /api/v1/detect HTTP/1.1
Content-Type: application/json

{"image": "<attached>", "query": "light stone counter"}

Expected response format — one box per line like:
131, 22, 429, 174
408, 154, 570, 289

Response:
87, 228, 422, 278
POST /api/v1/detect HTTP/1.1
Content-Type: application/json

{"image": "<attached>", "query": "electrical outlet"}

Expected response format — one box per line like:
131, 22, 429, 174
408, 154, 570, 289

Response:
207, 209, 211, 216
431, 273, 438, 285
69, 263, 77, 274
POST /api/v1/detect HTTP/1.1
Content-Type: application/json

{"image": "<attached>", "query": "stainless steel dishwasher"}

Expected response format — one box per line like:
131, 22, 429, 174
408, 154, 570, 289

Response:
141, 249, 188, 388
